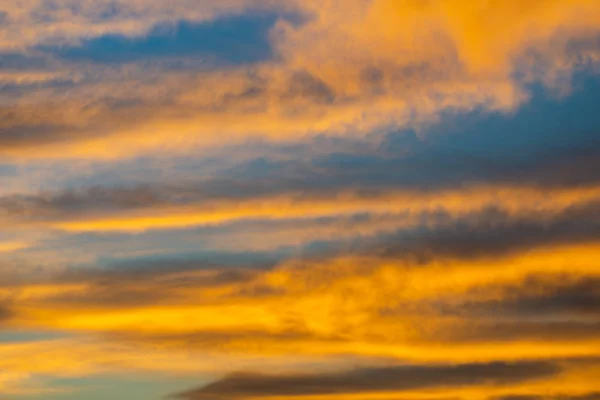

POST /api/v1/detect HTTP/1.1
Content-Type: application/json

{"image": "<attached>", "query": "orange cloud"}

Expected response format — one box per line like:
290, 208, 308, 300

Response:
40, 184, 600, 233
5, 243, 599, 360
1, 1, 599, 160
0, 241, 30, 253
1, 241, 599, 396
0, 0, 290, 50
1, 1, 600, 397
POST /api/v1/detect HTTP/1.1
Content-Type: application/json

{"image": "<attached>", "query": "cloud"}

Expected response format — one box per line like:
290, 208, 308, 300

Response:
175, 361, 560, 399
0, 1, 599, 397
0, 306, 13, 324
0, 334, 359, 395
0, 0, 599, 160
4, 70, 600, 218
2, 242, 598, 364
360, 199, 600, 260
495, 393, 600, 400
0, 0, 289, 50
456, 276, 600, 319
16, 197, 597, 264
0, 242, 599, 395
2, 183, 598, 234
0, 241, 30, 253
423, 276, 600, 343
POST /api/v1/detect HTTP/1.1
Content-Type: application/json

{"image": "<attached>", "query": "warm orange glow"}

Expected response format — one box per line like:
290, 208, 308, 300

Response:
44, 185, 600, 233
2, 0, 600, 397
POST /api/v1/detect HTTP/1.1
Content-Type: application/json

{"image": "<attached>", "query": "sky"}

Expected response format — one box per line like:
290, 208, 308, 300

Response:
0, 0, 600, 399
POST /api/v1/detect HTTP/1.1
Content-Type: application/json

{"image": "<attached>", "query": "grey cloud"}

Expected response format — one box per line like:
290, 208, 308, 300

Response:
436, 320, 600, 343
459, 277, 600, 318
354, 201, 600, 261
0, 185, 165, 219
173, 361, 560, 399
284, 71, 335, 104
5, 255, 272, 309
427, 277, 600, 342
495, 393, 600, 400
2, 73, 600, 220
7, 195, 600, 273
0, 304, 13, 325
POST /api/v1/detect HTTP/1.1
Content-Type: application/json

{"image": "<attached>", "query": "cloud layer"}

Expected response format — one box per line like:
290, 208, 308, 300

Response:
0, 0, 600, 398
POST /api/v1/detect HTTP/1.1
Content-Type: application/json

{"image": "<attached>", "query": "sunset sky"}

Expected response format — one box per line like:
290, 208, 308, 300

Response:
1, 1, 600, 399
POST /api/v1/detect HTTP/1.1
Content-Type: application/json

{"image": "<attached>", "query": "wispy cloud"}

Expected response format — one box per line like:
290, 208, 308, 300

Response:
1, 0, 600, 398
175, 361, 561, 399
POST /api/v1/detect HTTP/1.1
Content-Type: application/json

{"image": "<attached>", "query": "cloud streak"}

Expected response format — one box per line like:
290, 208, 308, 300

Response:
1, 0, 599, 160
175, 361, 561, 399
1, 0, 600, 398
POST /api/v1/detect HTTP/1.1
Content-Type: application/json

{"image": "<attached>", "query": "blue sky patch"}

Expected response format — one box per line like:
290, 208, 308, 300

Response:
44, 13, 284, 65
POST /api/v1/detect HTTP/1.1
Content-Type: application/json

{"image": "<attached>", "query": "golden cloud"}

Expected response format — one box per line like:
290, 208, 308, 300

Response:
0, 0, 598, 160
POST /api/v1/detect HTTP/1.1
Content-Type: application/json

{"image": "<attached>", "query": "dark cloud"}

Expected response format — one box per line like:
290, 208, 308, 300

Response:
0, 241, 285, 294
416, 276, 600, 343
435, 320, 600, 343
0, 102, 83, 147
116, 328, 316, 351
351, 201, 600, 260
285, 71, 336, 104
0, 304, 13, 325
6, 193, 600, 272
3, 253, 278, 309
2, 72, 600, 219
0, 103, 123, 149
173, 361, 560, 399
0, 184, 165, 219
0, 52, 54, 71
3, 142, 600, 224
0, 123, 73, 147
426, 277, 600, 342
495, 393, 600, 400
459, 277, 600, 318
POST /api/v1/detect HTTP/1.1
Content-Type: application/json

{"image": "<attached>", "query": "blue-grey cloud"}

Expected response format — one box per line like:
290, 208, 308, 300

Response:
6, 70, 598, 217
173, 361, 560, 399
495, 393, 600, 400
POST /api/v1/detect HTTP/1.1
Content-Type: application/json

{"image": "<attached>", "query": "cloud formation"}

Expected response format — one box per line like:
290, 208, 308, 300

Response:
1, 0, 600, 398
176, 361, 561, 399
1, 0, 599, 160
